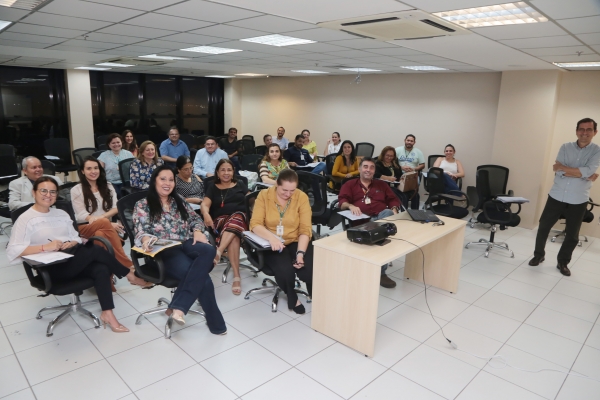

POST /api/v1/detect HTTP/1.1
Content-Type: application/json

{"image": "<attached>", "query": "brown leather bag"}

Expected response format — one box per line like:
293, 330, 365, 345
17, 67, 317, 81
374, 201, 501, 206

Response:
398, 171, 418, 193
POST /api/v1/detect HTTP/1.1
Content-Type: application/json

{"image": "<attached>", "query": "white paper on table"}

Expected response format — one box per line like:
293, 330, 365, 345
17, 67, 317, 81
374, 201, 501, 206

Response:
337, 209, 371, 221
497, 196, 529, 204
23, 252, 74, 264
45, 155, 60, 160
296, 162, 320, 168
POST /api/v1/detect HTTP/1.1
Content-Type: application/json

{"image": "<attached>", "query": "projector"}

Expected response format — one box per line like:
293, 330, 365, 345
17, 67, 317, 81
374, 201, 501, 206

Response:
347, 221, 397, 245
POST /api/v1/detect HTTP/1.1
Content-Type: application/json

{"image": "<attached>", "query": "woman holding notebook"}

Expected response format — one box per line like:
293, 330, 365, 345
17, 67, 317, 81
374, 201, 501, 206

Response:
133, 165, 226, 334
7, 176, 148, 333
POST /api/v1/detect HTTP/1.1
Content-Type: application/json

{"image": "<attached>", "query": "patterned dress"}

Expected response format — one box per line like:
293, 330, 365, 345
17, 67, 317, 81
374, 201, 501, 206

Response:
130, 158, 165, 189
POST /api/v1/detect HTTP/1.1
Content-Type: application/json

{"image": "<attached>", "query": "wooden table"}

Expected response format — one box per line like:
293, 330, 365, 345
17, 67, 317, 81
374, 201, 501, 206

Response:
311, 212, 466, 356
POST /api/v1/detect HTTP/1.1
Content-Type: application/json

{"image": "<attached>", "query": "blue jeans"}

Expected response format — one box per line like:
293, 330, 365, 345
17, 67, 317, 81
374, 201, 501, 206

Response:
112, 183, 122, 198
442, 173, 460, 193
310, 162, 326, 175
231, 156, 242, 172
371, 209, 395, 275
160, 240, 226, 334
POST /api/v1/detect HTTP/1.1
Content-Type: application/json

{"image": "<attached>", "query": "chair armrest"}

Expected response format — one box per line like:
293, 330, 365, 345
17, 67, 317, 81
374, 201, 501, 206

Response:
23, 262, 54, 293
130, 250, 168, 284
438, 193, 465, 202
87, 236, 114, 256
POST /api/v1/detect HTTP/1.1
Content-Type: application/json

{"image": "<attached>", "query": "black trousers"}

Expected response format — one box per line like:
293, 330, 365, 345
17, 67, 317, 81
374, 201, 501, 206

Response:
47, 244, 131, 311
391, 187, 420, 210
534, 195, 587, 264
263, 241, 313, 309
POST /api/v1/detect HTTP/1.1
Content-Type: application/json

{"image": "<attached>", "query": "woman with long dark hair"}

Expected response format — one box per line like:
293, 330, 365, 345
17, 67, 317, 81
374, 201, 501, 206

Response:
433, 144, 465, 193
332, 140, 359, 179
133, 166, 226, 333
122, 130, 138, 157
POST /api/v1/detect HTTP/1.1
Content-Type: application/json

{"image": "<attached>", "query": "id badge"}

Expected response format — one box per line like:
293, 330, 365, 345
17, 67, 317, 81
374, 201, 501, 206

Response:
276, 224, 284, 237
365, 197, 371, 204
300, 154, 305, 161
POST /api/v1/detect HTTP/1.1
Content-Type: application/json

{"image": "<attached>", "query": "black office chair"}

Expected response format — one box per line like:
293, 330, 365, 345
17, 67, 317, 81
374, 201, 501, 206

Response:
239, 138, 255, 156
242, 135, 254, 141
44, 138, 78, 182
551, 199, 597, 247
241, 190, 311, 312
72, 148, 97, 168
92, 150, 104, 159
203, 175, 248, 191
11, 201, 115, 336
41, 160, 56, 176
426, 154, 462, 191
468, 165, 512, 228
0, 155, 20, 236
0, 144, 16, 156
117, 191, 205, 339
136, 134, 149, 144
179, 134, 196, 149
296, 171, 342, 239
423, 167, 469, 219
355, 142, 374, 158
255, 145, 267, 156
240, 154, 262, 172
118, 158, 135, 197
324, 154, 341, 193
95, 135, 110, 148
197, 135, 208, 149
465, 169, 521, 257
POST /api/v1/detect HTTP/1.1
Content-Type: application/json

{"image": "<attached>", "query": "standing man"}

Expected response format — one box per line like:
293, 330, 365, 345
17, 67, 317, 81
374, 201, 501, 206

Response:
338, 157, 401, 288
193, 136, 228, 178
159, 128, 190, 168
9, 156, 63, 210
272, 127, 289, 150
395, 134, 424, 209
530, 118, 600, 276
222, 127, 242, 171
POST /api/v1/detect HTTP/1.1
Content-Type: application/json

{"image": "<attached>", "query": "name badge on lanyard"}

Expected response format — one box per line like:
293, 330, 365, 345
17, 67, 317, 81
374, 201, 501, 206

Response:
365, 197, 371, 204
300, 154, 305, 161
276, 199, 292, 238
276, 224, 284, 237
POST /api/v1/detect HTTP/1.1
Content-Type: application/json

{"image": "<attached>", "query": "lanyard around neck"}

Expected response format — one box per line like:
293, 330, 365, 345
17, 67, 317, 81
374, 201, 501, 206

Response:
276, 199, 292, 223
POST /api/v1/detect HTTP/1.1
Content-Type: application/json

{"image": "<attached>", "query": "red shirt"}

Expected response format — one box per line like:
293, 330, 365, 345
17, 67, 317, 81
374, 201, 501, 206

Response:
338, 178, 400, 217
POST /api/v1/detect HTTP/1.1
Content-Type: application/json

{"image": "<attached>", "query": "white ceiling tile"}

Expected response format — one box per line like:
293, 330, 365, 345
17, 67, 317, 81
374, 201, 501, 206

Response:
124, 13, 215, 31
327, 49, 378, 58
190, 24, 267, 40
226, 15, 315, 33
0, 7, 29, 21
400, 54, 453, 62
20, 12, 113, 31
0, 39, 48, 49
39, 0, 145, 23
156, 0, 262, 23
577, 32, 600, 45
354, 55, 409, 63
155, 50, 208, 58
54, 39, 121, 50
532, 0, 600, 21
400, 0, 507, 12
84, 32, 146, 45
133, 40, 194, 50
80, 0, 183, 11
472, 22, 567, 40
286, 28, 357, 42
556, 15, 600, 35
97, 24, 178, 39
538, 54, 600, 62
292, 42, 348, 53
522, 45, 592, 56
366, 46, 427, 56
291, 53, 341, 60
7, 23, 87, 39
42, 45, 102, 52
0, 32, 65, 45
500, 35, 582, 49
333, 38, 398, 50
213, 40, 310, 55
586, 45, 600, 53
214, 0, 412, 24
159, 33, 226, 45
110, 45, 173, 54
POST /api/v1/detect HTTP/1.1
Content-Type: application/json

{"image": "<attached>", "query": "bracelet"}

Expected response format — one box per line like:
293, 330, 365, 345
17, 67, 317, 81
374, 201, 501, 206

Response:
296, 250, 306, 257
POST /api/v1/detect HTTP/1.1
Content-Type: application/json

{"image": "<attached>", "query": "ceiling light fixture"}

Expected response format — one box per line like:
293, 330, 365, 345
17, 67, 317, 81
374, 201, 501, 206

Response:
0, 20, 11, 31
0, 0, 50, 10
433, 2, 548, 28
206, 75, 235, 78
139, 54, 190, 61
241, 34, 315, 47
291, 70, 329, 74
400, 66, 448, 71
339, 68, 381, 72
75, 67, 111, 71
180, 46, 242, 54
553, 62, 600, 68
235, 73, 267, 77
96, 62, 134, 67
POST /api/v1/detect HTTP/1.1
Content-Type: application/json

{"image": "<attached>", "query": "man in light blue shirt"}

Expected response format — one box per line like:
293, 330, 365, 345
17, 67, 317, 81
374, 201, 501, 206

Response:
193, 136, 228, 178
530, 118, 600, 276
160, 128, 190, 168
271, 126, 289, 151
396, 134, 425, 174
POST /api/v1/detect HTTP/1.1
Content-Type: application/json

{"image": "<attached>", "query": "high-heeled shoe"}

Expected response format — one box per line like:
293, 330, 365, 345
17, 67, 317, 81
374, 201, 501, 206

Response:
171, 311, 185, 326
213, 249, 222, 266
100, 317, 129, 333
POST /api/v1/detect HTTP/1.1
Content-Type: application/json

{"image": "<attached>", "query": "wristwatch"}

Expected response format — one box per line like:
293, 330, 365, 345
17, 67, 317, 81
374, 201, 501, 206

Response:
296, 250, 306, 257
391, 206, 400, 213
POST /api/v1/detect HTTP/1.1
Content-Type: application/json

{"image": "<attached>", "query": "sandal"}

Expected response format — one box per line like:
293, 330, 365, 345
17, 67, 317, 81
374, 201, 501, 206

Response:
232, 277, 242, 296
213, 249, 222, 266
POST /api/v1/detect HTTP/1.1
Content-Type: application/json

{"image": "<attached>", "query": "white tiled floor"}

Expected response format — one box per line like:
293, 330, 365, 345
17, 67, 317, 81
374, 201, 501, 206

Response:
1, 218, 600, 399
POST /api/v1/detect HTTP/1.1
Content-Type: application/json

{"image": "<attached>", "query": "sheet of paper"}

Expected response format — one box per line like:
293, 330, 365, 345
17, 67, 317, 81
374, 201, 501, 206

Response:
23, 252, 74, 264
421, 172, 428, 178
296, 162, 320, 168
189, 203, 200, 210
497, 196, 529, 203
242, 231, 284, 248
44, 155, 60, 160
337, 209, 371, 221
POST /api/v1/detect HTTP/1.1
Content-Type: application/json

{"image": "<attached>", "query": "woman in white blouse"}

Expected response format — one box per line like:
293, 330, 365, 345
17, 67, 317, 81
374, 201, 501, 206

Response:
324, 132, 342, 156
97, 133, 134, 198
71, 156, 134, 276
433, 144, 465, 192
7, 177, 149, 333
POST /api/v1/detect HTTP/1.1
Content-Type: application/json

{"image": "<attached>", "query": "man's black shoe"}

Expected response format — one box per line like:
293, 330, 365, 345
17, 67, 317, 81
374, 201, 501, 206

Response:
557, 263, 571, 276
528, 256, 545, 266
380, 274, 397, 288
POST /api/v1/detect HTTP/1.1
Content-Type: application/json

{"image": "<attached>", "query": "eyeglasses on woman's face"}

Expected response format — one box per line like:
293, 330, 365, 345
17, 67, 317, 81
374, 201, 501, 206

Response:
38, 189, 58, 196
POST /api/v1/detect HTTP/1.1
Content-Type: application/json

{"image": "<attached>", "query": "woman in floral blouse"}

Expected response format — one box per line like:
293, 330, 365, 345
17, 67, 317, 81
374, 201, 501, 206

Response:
130, 141, 164, 190
133, 165, 226, 333
258, 144, 289, 185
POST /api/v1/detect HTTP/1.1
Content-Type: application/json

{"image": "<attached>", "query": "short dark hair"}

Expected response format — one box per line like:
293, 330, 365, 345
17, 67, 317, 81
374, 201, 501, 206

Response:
359, 157, 376, 167
577, 118, 597, 131
228, 127, 237, 134
276, 169, 298, 185
405, 134, 416, 141
176, 155, 192, 171
205, 135, 217, 144
445, 144, 456, 152
33, 176, 58, 191
106, 133, 123, 147
332, 132, 340, 138
294, 134, 304, 142
263, 134, 271, 142
214, 159, 237, 184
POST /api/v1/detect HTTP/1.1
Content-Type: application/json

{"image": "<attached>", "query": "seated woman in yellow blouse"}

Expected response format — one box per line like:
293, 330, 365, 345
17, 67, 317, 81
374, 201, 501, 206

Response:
301, 129, 319, 158
250, 169, 312, 314
332, 140, 359, 180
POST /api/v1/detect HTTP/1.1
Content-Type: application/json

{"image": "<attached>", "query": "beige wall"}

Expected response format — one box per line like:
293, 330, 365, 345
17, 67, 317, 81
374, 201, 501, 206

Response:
65, 69, 95, 151
224, 78, 242, 131
237, 73, 503, 190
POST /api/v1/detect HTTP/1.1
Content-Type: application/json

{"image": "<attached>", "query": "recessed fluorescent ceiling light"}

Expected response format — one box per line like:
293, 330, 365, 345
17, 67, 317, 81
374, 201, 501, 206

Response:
0, 0, 49, 10
291, 70, 329, 74
206, 75, 235, 78
96, 62, 134, 67
181, 46, 242, 54
401, 66, 448, 71
241, 34, 315, 47
0, 20, 11, 31
235, 73, 267, 77
139, 54, 190, 60
339, 68, 381, 72
75, 67, 111, 71
553, 62, 600, 68
433, 2, 548, 28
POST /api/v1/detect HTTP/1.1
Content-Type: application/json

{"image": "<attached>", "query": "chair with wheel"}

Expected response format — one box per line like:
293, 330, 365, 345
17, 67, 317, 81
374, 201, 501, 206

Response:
468, 165, 512, 228
43, 138, 78, 182
73, 148, 98, 168
423, 167, 469, 219
551, 198, 597, 247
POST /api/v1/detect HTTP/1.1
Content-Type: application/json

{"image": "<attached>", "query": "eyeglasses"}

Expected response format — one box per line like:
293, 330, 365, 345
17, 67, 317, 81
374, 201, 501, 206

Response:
577, 128, 595, 133
180, 167, 193, 172
38, 189, 58, 196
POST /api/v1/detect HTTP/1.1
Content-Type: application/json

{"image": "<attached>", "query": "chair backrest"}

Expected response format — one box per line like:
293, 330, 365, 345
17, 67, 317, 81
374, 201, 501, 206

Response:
117, 191, 149, 247
136, 134, 149, 144
239, 139, 255, 155
197, 135, 208, 148
44, 138, 71, 160
296, 171, 328, 217
255, 145, 267, 156
426, 167, 446, 197
41, 160, 56, 176
57, 182, 79, 203
355, 142, 374, 158
191, 130, 204, 136
92, 150, 104, 159
203, 175, 248, 191
72, 148, 98, 168
476, 165, 509, 197
325, 154, 338, 175
179, 134, 196, 149
245, 190, 261, 220
98, 144, 108, 151
95, 135, 110, 148
0, 155, 20, 178
10, 203, 34, 223
242, 135, 254, 140
241, 154, 262, 172
475, 169, 493, 206
0, 144, 15, 156
428, 155, 443, 169
11, 201, 80, 233
118, 158, 134, 186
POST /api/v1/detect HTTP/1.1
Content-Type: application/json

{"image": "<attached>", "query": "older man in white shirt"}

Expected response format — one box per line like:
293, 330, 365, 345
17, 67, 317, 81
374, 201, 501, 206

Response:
8, 156, 63, 211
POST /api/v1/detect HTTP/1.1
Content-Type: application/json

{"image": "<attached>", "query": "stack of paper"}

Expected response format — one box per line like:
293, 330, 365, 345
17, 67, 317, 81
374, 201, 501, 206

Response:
23, 252, 74, 264
242, 231, 284, 248
497, 196, 529, 204
337, 210, 370, 221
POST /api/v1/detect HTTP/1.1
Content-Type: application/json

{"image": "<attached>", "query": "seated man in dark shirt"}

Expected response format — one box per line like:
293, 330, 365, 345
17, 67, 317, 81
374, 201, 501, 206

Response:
221, 127, 242, 171
284, 134, 326, 174
338, 157, 401, 288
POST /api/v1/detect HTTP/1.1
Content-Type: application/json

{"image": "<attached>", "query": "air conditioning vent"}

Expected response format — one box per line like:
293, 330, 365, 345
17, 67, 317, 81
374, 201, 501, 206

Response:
100, 57, 173, 67
318, 10, 469, 41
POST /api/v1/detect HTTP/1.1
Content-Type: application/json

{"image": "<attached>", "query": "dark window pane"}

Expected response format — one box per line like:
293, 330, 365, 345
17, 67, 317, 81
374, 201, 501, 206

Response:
89, 71, 102, 133
103, 72, 140, 133
146, 75, 176, 133
181, 77, 209, 135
